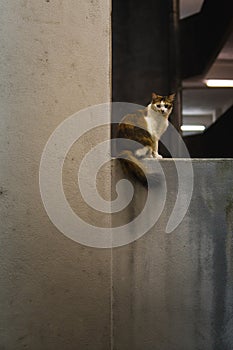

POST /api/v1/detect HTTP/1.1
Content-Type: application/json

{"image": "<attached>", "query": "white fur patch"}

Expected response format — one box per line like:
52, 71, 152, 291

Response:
146, 105, 169, 139
135, 146, 152, 158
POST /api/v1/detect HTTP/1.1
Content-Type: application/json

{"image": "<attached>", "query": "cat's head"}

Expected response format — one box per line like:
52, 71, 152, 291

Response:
151, 92, 175, 117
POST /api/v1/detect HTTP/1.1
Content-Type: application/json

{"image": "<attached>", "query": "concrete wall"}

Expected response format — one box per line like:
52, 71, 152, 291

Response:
112, 159, 233, 350
0, 1, 111, 349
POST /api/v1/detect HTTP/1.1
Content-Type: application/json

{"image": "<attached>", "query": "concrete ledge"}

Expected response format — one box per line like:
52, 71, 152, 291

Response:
112, 159, 233, 350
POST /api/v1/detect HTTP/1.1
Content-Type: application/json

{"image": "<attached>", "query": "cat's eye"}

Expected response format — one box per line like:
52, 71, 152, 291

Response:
165, 104, 169, 108
157, 104, 161, 108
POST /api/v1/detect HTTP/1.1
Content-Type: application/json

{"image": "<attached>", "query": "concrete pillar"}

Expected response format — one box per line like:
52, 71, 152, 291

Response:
112, 0, 178, 105
0, 1, 111, 349
112, 0, 182, 154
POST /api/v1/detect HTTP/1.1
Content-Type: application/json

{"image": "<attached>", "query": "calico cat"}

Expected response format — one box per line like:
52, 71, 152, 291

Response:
116, 92, 175, 185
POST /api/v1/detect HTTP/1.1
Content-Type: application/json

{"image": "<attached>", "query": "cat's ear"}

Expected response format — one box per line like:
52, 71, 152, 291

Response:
152, 92, 158, 101
168, 93, 176, 102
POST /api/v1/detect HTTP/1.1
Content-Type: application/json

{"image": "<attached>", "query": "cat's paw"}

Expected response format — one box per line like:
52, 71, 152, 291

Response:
156, 154, 163, 159
135, 147, 151, 158
152, 152, 163, 159
135, 149, 145, 158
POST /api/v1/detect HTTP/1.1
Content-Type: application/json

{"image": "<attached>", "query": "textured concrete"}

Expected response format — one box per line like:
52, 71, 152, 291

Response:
112, 159, 233, 350
0, 1, 111, 349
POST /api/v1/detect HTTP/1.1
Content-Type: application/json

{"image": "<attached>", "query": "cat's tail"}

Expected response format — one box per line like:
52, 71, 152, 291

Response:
117, 150, 157, 187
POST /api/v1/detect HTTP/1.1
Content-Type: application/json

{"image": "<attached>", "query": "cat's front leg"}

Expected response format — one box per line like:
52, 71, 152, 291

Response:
152, 139, 163, 159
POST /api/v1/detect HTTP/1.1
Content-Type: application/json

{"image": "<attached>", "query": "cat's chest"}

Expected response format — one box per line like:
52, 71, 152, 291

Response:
145, 114, 168, 138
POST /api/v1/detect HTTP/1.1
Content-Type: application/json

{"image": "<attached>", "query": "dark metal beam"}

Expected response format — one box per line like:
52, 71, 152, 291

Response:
180, 0, 233, 79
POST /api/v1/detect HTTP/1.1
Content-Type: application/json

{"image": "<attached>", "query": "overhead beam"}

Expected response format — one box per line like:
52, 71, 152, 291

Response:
180, 0, 233, 79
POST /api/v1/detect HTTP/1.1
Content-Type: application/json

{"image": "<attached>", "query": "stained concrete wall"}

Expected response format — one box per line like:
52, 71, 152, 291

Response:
112, 159, 233, 350
0, 1, 111, 349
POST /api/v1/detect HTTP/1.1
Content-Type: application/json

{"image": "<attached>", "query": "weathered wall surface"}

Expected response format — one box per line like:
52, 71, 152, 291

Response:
112, 159, 233, 350
0, 1, 111, 349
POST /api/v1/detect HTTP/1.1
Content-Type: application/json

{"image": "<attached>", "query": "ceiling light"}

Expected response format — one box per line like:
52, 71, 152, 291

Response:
205, 79, 233, 87
181, 125, 206, 132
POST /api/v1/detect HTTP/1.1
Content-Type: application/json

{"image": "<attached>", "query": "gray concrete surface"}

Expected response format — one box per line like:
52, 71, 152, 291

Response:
0, 1, 111, 349
112, 159, 233, 350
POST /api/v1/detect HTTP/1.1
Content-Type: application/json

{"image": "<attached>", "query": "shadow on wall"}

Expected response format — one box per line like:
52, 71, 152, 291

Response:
183, 105, 233, 158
